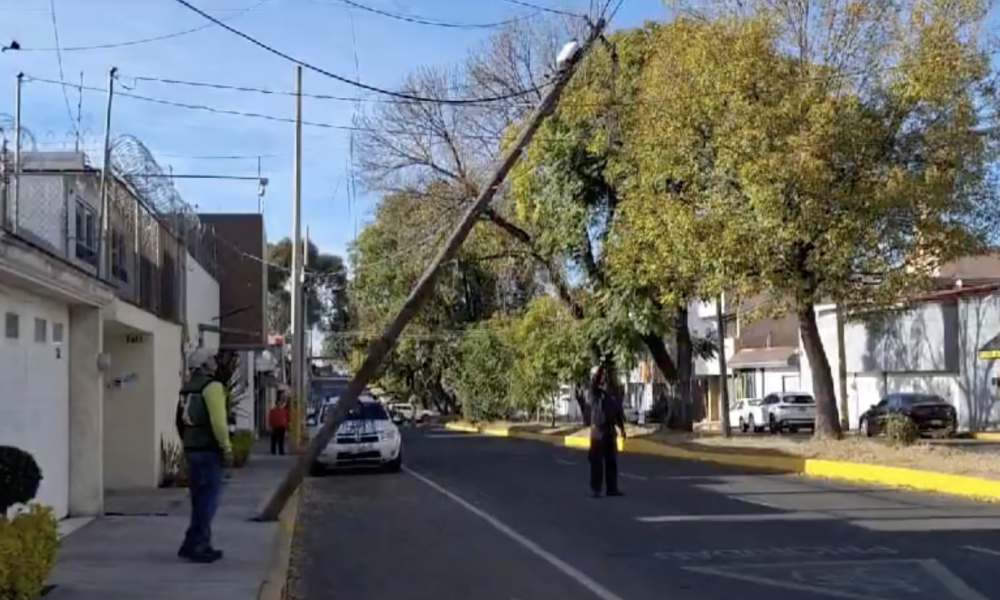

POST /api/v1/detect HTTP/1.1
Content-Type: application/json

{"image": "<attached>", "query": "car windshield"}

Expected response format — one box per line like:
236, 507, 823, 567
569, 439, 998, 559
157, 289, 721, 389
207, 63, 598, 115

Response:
746, 399, 762, 406
319, 402, 390, 422
898, 394, 945, 406
782, 395, 814, 405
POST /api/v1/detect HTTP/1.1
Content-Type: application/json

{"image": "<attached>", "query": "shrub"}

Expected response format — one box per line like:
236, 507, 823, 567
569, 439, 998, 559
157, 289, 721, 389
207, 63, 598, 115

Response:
231, 430, 255, 468
883, 413, 919, 446
0, 504, 59, 600
0, 446, 43, 514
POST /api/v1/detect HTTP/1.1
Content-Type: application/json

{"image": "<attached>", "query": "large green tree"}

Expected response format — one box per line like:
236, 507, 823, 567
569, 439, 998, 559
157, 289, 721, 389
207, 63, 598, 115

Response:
615, 3, 999, 437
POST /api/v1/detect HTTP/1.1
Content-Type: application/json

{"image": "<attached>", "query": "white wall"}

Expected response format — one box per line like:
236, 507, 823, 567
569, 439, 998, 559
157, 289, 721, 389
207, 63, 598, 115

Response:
185, 250, 221, 353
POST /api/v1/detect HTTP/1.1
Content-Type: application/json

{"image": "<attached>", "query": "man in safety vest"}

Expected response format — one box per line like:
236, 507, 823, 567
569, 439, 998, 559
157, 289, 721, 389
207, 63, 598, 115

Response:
175, 347, 233, 563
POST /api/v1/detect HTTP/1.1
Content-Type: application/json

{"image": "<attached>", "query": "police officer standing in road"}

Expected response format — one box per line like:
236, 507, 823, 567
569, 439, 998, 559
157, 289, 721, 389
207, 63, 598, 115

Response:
588, 364, 627, 498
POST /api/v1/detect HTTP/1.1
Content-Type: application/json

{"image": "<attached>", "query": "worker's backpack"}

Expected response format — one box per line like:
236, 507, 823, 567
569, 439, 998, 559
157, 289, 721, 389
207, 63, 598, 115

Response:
590, 395, 607, 439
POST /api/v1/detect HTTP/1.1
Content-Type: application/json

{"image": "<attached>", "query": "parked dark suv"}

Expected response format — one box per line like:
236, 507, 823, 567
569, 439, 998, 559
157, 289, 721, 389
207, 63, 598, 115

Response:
859, 393, 957, 438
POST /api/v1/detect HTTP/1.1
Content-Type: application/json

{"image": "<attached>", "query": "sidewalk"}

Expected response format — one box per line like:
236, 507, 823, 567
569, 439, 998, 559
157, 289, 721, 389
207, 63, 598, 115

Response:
46, 448, 292, 600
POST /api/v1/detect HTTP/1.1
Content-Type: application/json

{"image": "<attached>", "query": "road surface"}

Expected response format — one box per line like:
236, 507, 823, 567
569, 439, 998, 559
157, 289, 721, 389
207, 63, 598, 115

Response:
288, 427, 1000, 600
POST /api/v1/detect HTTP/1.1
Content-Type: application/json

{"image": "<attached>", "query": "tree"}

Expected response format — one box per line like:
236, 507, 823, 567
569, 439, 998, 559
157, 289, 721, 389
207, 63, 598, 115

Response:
616, 6, 999, 437
449, 318, 517, 421
346, 186, 537, 414
266, 238, 349, 337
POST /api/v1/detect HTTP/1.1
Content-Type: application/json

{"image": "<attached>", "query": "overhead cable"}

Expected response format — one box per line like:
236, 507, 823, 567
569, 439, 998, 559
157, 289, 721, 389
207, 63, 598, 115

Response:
17, 0, 270, 52
298, 0, 540, 29
167, 0, 551, 105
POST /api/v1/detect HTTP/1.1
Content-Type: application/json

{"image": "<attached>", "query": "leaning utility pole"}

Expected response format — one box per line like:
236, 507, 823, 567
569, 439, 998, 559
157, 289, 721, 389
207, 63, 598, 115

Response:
256, 19, 607, 521
289, 66, 305, 449
12, 73, 23, 233
836, 301, 849, 431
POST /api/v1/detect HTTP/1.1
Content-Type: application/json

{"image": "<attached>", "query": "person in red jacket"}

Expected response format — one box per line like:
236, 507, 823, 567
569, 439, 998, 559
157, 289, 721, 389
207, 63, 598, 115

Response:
268, 398, 290, 455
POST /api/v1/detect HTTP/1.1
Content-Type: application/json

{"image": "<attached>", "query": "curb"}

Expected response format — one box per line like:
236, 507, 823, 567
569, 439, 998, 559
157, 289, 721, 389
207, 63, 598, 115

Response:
444, 421, 1000, 503
257, 489, 302, 600
973, 432, 1000, 441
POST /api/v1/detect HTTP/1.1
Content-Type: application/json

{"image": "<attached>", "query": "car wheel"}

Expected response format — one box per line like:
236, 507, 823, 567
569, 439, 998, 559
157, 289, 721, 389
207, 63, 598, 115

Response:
862, 417, 874, 437
748, 415, 757, 433
768, 415, 780, 434
739, 417, 748, 433
385, 452, 403, 473
789, 426, 800, 434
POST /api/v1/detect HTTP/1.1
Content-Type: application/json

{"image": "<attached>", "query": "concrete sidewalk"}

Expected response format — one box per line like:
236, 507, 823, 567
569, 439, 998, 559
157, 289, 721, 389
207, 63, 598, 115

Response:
46, 450, 292, 600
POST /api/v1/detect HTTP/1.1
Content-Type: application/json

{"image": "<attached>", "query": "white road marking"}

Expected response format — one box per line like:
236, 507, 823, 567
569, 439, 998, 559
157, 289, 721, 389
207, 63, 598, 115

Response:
637, 512, 834, 523
964, 545, 1000, 557
405, 466, 626, 600
686, 558, 988, 600
620, 473, 648, 481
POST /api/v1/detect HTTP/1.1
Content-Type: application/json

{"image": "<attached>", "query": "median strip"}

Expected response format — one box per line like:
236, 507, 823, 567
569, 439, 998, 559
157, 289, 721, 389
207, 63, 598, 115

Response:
442, 421, 1000, 503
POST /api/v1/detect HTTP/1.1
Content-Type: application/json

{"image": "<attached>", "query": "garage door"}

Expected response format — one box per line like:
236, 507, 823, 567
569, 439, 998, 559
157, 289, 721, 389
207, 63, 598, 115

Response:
0, 286, 70, 518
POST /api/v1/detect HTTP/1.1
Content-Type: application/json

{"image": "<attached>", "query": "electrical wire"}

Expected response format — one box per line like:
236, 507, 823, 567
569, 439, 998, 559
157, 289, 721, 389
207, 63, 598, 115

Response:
297, 0, 540, 29
167, 0, 551, 105
17, 0, 270, 52
497, 0, 584, 18
46, 0, 77, 141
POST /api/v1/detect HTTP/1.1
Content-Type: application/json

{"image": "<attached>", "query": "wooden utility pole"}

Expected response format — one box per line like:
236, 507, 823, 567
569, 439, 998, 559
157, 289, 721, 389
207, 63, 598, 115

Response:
256, 20, 608, 521
716, 294, 732, 437
289, 66, 305, 451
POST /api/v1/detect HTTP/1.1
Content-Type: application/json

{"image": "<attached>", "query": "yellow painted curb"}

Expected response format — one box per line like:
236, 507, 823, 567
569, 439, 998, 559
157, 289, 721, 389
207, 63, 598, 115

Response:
563, 435, 625, 452
973, 432, 1000, 441
444, 422, 480, 433
482, 427, 511, 437
257, 489, 302, 600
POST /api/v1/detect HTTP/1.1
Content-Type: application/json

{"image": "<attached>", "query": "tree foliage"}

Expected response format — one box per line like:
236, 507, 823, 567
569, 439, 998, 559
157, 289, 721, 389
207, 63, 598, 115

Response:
266, 238, 349, 340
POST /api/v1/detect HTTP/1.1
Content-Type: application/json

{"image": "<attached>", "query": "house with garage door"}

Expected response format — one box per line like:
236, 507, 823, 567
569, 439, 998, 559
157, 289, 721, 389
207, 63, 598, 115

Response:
799, 255, 1000, 432
1, 148, 221, 519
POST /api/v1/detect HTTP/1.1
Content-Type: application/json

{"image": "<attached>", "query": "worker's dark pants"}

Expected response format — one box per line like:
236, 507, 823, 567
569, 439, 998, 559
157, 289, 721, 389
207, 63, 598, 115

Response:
270, 427, 286, 455
182, 450, 224, 553
588, 435, 619, 494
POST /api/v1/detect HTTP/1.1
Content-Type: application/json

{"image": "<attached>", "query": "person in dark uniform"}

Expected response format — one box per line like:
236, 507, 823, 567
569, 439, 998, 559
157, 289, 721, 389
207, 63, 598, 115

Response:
588, 365, 627, 498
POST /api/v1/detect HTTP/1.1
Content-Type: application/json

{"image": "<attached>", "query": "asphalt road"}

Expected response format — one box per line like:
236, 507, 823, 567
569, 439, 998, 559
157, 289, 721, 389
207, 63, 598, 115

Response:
289, 427, 1000, 600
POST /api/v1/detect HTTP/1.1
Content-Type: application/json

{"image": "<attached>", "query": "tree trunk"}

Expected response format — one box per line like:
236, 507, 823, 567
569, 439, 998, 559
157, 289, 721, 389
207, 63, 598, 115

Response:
668, 305, 694, 432
797, 302, 842, 439
641, 334, 679, 383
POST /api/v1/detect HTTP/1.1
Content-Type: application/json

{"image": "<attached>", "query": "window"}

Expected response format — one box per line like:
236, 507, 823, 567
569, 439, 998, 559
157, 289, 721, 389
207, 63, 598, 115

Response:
53, 322, 64, 344
34, 318, 47, 343
110, 228, 128, 281
781, 394, 815, 405
74, 200, 98, 266
4, 312, 18, 339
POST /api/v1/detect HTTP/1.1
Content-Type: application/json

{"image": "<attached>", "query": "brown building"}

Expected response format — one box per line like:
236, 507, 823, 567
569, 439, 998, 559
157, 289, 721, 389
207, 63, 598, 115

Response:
198, 213, 267, 349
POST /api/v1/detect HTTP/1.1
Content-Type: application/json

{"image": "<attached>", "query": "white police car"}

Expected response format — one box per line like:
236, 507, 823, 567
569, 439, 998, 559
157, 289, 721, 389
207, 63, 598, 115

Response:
310, 397, 403, 474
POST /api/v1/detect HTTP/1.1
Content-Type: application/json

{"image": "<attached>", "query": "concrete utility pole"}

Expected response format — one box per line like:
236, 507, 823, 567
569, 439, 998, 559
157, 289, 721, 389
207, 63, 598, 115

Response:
716, 293, 732, 437
836, 301, 849, 431
97, 67, 117, 280
256, 19, 608, 521
12, 73, 22, 233
289, 65, 305, 449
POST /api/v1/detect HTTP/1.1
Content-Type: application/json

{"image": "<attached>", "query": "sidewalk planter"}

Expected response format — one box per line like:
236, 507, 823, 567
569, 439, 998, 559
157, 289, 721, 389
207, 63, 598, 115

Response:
158, 438, 188, 488
0, 446, 59, 600
231, 430, 255, 469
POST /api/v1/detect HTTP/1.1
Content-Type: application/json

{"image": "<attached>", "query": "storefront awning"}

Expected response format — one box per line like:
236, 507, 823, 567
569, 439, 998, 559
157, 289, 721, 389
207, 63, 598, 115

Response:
729, 346, 799, 370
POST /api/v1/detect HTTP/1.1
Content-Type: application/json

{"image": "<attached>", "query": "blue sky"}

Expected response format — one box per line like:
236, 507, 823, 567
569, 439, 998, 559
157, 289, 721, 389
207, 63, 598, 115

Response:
0, 0, 665, 259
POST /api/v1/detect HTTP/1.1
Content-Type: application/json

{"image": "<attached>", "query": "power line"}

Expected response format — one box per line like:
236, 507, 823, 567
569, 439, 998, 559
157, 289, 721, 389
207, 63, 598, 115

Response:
16, 0, 270, 52
46, 0, 77, 142
167, 0, 549, 105
297, 0, 540, 29
497, 0, 584, 18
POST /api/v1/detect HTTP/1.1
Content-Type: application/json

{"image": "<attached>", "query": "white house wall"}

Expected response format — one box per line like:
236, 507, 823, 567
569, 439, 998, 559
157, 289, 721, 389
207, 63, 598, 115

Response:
185, 250, 220, 353
804, 298, 1000, 431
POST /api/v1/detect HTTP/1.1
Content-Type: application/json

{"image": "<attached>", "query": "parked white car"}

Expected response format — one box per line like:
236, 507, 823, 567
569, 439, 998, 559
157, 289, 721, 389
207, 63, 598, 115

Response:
730, 397, 765, 433
310, 399, 403, 474
760, 391, 817, 433
388, 402, 436, 423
